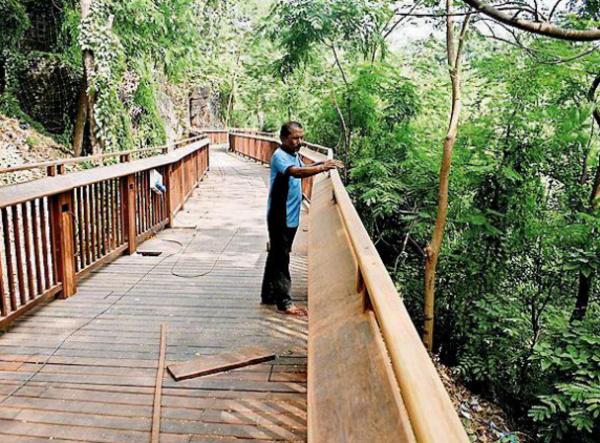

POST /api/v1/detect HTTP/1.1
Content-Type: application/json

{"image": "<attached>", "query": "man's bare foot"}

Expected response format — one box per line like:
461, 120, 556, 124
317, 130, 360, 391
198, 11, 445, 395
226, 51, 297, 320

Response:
282, 305, 307, 316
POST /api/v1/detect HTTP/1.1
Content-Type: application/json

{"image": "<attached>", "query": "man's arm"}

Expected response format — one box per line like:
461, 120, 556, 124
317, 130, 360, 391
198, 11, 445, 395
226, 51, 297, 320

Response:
286, 159, 344, 178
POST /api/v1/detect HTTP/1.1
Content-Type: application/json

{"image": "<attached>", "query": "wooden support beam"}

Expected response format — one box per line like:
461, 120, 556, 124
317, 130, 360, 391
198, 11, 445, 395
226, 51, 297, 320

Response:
121, 175, 137, 255
0, 246, 7, 316
179, 161, 185, 211
164, 165, 174, 228
50, 191, 77, 299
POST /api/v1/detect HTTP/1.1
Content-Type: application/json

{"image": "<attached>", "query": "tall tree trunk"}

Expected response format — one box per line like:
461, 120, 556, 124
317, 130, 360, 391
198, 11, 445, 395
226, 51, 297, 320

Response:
0, 58, 6, 96
423, 2, 471, 351
572, 272, 593, 322
331, 45, 352, 183
225, 40, 244, 128
75, 0, 100, 155
85, 55, 100, 155
72, 74, 88, 156
571, 74, 600, 322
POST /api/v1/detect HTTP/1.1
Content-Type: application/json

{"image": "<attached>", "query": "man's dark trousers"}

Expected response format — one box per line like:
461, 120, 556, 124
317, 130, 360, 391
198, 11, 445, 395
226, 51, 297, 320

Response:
261, 218, 298, 311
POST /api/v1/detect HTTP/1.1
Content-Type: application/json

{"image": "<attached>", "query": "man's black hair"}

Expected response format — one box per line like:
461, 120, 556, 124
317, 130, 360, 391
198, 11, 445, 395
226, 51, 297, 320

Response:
280, 121, 303, 138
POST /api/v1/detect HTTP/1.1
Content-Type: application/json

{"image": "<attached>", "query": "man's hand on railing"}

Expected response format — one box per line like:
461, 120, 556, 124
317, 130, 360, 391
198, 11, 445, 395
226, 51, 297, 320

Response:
288, 159, 344, 179
319, 159, 344, 173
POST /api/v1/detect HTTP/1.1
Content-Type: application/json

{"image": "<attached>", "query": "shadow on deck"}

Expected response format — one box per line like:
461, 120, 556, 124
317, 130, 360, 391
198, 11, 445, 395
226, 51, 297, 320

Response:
0, 146, 308, 443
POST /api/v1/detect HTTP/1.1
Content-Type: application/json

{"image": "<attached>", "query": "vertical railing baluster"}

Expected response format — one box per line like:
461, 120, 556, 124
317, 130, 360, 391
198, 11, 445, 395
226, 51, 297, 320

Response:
83, 186, 92, 266
76, 187, 84, 270
40, 198, 52, 289
117, 180, 123, 246
0, 246, 6, 317
94, 183, 102, 259
12, 206, 27, 306
99, 181, 106, 256
111, 179, 117, 250
145, 172, 151, 232
21, 202, 35, 301
121, 174, 137, 255
2, 208, 17, 312
102, 181, 109, 253
31, 200, 43, 295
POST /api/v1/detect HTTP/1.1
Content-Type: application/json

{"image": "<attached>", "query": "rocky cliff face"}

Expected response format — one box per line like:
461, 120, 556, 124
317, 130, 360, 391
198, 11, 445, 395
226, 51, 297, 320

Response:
0, 114, 80, 187
190, 86, 221, 129
157, 86, 186, 144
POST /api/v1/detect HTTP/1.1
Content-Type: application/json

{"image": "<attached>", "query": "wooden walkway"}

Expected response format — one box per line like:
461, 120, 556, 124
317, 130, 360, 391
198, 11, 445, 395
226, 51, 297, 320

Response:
0, 146, 308, 443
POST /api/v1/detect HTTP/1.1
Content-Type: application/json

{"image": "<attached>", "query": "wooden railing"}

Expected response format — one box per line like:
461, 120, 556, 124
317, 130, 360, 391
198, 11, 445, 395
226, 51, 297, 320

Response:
228, 131, 470, 443
0, 135, 204, 179
191, 128, 229, 144
193, 127, 275, 144
229, 127, 275, 138
0, 136, 209, 329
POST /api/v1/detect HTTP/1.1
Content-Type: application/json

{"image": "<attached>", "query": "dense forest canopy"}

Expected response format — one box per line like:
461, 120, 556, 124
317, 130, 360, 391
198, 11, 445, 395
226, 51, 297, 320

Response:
2, 0, 600, 441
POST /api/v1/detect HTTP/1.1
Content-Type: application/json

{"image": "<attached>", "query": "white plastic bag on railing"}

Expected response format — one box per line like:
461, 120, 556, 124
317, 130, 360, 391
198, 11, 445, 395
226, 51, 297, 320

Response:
150, 169, 166, 194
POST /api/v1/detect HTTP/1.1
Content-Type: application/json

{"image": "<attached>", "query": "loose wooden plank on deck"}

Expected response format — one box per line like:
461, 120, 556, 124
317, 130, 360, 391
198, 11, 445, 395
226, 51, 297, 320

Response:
168, 345, 276, 381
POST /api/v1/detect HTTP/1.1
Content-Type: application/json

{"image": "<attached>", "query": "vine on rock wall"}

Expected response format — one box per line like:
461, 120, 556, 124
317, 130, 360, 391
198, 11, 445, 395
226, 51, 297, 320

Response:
79, 0, 131, 151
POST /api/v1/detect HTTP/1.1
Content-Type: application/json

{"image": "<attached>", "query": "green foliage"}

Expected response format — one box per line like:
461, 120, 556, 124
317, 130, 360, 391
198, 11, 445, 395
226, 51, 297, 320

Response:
266, 0, 391, 77
80, 0, 129, 151
132, 75, 167, 146
529, 311, 600, 442
0, 0, 29, 50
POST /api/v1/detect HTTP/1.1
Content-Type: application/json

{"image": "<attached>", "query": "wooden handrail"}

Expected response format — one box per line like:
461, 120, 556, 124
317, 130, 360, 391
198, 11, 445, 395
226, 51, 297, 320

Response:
227, 132, 278, 143
305, 142, 333, 159
0, 135, 204, 175
329, 168, 469, 443
191, 128, 229, 133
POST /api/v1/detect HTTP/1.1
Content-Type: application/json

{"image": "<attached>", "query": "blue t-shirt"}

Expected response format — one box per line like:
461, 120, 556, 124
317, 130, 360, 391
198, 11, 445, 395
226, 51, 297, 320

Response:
268, 148, 304, 228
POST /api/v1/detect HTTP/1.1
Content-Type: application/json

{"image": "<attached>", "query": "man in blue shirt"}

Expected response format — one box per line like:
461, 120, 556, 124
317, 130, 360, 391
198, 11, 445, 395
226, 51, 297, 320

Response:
260, 122, 343, 315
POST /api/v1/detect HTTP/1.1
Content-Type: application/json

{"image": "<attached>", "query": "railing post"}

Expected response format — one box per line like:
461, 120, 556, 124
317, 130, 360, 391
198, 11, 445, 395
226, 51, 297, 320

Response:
164, 165, 174, 228
179, 161, 185, 211
50, 191, 77, 298
195, 151, 200, 184
160, 146, 175, 228
121, 174, 137, 255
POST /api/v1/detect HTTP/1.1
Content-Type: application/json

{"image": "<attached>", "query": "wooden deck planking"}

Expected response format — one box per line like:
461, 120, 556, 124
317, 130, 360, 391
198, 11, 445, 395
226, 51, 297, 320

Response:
0, 146, 307, 443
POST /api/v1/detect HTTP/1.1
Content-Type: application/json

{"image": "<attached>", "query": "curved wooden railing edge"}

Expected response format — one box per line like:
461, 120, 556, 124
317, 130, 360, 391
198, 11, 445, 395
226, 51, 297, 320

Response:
328, 168, 469, 443
226, 129, 470, 443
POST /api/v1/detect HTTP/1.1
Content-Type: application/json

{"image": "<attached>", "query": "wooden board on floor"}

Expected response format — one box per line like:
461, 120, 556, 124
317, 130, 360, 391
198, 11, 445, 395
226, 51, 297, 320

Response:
168, 345, 276, 381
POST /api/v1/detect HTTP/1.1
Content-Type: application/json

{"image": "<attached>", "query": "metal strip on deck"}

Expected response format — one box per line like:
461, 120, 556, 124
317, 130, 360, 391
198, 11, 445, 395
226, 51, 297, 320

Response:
0, 146, 308, 443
